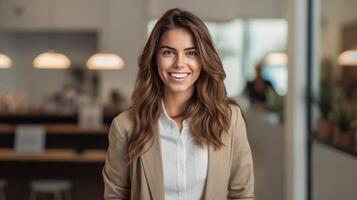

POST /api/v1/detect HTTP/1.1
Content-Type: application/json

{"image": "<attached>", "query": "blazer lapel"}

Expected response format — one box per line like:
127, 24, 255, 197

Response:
140, 125, 165, 200
203, 132, 231, 200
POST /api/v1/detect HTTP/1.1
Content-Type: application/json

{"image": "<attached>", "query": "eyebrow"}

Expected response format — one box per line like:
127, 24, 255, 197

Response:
159, 45, 197, 51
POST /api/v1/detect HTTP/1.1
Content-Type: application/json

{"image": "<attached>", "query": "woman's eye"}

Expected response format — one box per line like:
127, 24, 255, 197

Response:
162, 50, 174, 56
187, 51, 197, 56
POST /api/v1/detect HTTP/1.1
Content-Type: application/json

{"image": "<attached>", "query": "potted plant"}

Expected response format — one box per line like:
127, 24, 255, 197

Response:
332, 99, 355, 149
315, 82, 334, 141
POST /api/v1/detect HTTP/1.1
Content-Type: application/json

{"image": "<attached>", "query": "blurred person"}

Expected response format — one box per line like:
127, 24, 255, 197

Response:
245, 63, 275, 110
103, 8, 255, 200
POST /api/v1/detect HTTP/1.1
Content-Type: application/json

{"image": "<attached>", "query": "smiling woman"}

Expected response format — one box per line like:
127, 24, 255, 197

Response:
156, 27, 202, 108
103, 8, 255, 200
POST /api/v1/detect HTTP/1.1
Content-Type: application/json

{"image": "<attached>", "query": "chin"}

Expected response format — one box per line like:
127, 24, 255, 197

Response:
166, 84, 193, 94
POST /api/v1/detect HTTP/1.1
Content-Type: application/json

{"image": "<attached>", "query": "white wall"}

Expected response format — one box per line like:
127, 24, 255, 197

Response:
148, 0, 286, 20
98, 0, 147, 106
0, 34, 16, 95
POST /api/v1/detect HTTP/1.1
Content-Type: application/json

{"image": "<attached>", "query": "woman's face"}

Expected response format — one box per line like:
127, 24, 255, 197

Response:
156, 27, 202, 98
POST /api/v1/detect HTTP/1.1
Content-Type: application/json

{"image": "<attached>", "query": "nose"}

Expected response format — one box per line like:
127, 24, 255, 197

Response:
173, 53, 185, 68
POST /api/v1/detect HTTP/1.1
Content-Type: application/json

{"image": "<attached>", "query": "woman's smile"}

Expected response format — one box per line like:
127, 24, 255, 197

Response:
168, 72, 192, 81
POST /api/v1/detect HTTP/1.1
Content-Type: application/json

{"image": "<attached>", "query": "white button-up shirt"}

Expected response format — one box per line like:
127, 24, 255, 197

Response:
159, 102, 208, 200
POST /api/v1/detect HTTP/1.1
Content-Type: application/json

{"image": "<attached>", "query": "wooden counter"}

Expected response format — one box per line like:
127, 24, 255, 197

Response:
0, 124, 109, 135
0, 116, 110, 199
0, 112, 117, 124
0, 148, 106, 162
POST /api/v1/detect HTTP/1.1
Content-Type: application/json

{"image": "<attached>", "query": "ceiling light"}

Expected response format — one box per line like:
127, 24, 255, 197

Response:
338, 50, 357, 66
0, 53, 12, 68
86, 52, 124, 70
33, 50, 71, 69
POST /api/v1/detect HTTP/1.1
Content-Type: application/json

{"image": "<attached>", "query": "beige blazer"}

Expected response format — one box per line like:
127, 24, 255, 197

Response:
103, 105, 255, 200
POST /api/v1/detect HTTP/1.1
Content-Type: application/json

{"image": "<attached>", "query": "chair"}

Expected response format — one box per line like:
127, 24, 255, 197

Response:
29, 179, 72, 200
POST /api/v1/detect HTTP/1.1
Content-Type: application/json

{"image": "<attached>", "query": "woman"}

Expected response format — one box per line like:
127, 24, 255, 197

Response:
103, 8, 255, 200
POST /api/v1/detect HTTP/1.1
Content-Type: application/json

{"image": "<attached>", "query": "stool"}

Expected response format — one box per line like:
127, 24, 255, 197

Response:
0, 179, 7, 200
29, 179, 72, 200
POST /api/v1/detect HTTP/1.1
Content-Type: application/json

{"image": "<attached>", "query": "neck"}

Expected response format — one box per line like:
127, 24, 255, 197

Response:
163, 89, 193, 117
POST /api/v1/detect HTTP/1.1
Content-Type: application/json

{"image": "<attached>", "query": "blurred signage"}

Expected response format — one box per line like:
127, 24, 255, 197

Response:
14, 125, 46, 153
79, 103, 103, 129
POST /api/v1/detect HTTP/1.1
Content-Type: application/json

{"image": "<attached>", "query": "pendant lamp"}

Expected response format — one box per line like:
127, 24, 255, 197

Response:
338, 50, 357, 67
33, 50, 71, 69
86, 0, 124, 70
87, 52, 124, 70
32, 0, 71, 69
0, 53, 12, 68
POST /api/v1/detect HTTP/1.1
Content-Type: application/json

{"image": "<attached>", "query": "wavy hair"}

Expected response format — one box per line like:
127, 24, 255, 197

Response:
129, 8, 238, 162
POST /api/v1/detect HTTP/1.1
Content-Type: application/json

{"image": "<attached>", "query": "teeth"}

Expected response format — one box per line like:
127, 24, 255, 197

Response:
169, 73, 189, 78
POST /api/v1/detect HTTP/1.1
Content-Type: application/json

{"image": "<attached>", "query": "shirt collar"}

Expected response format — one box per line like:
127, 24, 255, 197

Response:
160, 100, 174, 126
159, 100, 190, 127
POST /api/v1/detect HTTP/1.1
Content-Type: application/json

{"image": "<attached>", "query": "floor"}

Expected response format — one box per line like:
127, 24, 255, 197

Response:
245, 109, 284, 200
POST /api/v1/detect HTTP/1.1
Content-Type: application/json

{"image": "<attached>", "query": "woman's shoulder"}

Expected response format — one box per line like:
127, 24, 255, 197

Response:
111, 108, 135, 135
228, 104, 243, 118
228, 103, 245, 130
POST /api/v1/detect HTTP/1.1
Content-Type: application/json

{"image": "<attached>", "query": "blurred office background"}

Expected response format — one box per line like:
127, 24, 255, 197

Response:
0, 0, 356, 199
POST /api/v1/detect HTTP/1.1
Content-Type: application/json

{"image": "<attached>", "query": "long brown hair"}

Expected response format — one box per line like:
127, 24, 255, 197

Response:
129, 8, 238, 162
